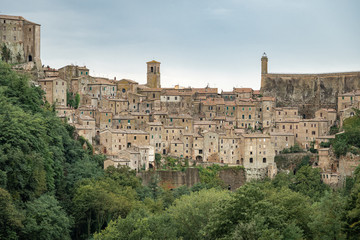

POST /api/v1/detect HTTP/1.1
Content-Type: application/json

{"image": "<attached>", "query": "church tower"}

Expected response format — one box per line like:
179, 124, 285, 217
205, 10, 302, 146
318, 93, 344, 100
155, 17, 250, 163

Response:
146, 60, 161, 88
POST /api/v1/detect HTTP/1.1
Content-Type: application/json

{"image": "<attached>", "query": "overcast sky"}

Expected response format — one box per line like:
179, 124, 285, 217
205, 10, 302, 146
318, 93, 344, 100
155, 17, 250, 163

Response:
2, 0, 360, 91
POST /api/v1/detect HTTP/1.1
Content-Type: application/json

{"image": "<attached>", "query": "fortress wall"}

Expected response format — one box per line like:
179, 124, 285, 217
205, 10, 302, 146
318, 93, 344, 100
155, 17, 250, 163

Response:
261, 72, 360, 118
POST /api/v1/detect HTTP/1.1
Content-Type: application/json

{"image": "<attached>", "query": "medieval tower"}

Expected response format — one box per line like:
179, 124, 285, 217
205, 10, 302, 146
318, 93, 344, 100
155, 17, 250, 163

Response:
261, 52, 268, 74
146, 60, 161, 88
0, 15, 41, 64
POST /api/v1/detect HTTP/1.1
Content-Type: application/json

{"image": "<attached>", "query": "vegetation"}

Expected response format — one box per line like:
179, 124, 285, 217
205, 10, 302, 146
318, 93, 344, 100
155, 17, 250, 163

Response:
280, 143, 303, 154
332, 109, 360, 157
1, 44, 11, 63
2, 60, 360, 239
67, 91, 81, 109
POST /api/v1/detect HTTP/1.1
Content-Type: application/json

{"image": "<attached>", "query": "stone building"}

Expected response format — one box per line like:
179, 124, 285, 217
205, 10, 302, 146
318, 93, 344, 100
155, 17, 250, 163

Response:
241, 133, 275, 180
270, 132, 295, 154
146, 60, 161, 88
38, 78, 67, 106
58, 65, 89, 83
0, 15, 40, 64
203, 131, 219, 162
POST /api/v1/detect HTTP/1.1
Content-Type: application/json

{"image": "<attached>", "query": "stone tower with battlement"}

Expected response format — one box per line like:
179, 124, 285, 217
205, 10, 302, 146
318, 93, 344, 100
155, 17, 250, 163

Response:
0, 15, 41, 65
147, 60, 161, 88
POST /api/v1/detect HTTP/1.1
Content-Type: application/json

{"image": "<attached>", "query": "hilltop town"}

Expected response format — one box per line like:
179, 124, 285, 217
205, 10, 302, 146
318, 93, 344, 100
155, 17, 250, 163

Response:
1, 14, 360, 185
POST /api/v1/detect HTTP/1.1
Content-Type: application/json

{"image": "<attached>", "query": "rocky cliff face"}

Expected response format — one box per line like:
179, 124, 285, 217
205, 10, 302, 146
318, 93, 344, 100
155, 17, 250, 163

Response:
261, 72, 360, 118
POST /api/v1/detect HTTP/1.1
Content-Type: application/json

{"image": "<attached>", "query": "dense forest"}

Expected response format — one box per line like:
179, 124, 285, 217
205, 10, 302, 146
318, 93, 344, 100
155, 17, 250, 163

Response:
1, 60, 360, 240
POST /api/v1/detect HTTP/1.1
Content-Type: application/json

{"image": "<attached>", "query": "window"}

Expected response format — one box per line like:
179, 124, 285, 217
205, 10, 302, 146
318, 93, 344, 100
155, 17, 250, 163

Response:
3, 35, 5, 40
250, 158, 253, 163
263, 158, 266, 163
134, 136, 137, 140
249, 115, 251, 119
13, 36, 16, 41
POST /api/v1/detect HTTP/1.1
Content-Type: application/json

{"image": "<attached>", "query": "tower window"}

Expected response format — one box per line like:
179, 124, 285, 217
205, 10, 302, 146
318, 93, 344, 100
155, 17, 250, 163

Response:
151, 67, 154, 72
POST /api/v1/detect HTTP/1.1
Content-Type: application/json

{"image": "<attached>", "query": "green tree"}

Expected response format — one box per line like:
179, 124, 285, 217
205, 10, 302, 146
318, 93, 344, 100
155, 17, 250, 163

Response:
22, 194, 72, 240
1, 44, 11, 63
309, 191, 346, 240
168, 188, 230, 239
72, 178, 138, 238
345, 165, 360, 238
0, 188, 24, 240
205, 182, 311, 239
291, 166, 329, 201
94, 208, 177, 240
75, 93, 80, 109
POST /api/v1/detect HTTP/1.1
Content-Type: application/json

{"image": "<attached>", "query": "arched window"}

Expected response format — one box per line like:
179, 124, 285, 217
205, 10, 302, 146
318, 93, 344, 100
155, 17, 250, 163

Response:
263, 158, 266, 163
151, 67, 154, 72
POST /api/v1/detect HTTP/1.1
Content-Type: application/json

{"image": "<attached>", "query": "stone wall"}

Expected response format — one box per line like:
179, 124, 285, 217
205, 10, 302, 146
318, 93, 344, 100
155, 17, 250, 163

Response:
138, 168, 200, 189
261, 72, 360, 118
219, 168, 246, 191
275, 153, 315, 172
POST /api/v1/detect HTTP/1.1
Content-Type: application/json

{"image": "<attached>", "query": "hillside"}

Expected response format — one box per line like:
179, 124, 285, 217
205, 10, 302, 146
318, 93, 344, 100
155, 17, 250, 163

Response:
1, 60, 360, 239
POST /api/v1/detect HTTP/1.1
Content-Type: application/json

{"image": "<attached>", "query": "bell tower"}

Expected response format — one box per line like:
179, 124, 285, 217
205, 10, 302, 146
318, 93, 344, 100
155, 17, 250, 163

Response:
146, 60, 161, 88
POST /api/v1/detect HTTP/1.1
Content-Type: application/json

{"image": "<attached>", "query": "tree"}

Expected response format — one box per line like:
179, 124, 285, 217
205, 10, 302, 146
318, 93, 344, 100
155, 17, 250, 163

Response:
72, 178, 138, 238
155, 153, 161, 169
94, 208, 177, 240
0, 188, 24, 240
309, 191, 346, 240
205, 182, 311, 239
168, 188, 230, 239
22, 194, 72, 240
75, 93, 80, 109
1, 44, 11, 63
291, 166, 329, 201
345, 165, 360, 238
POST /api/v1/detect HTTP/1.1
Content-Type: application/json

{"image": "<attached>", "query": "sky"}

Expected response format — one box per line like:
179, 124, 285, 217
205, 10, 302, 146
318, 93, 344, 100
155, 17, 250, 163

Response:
2, 0, 360, 91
